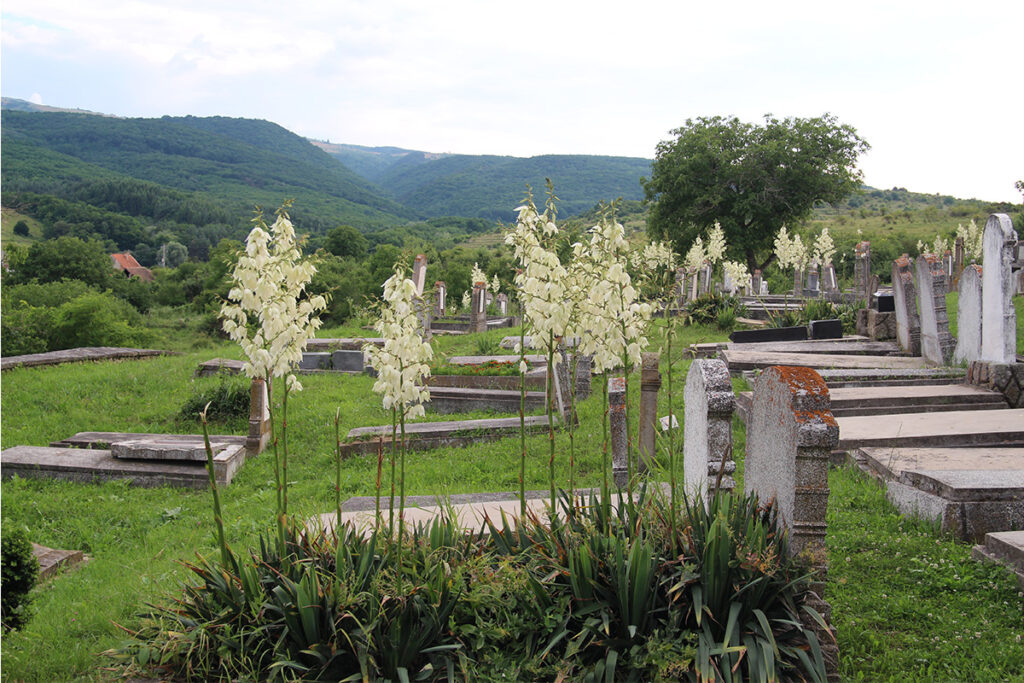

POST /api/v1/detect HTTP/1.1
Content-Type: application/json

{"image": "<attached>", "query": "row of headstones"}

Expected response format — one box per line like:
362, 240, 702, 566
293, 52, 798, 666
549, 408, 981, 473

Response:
892, 214, 1018, 366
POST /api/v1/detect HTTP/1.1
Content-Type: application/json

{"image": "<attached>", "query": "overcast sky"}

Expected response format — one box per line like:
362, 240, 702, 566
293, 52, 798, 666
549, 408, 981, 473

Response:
3, 0, 1022, 202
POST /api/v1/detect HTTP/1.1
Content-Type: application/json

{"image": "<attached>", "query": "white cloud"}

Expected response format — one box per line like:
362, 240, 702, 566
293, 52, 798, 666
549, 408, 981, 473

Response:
28, 92, 43, 104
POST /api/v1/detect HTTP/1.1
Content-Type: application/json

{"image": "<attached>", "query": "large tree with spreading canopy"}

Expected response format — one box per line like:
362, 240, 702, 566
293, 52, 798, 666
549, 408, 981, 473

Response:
644, 114, 869, 272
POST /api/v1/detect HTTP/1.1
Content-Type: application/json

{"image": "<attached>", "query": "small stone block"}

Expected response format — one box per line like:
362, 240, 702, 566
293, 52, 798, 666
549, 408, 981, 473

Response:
111, 440, 228, 461
875, 294, 895, 312
331, 349, 364, 372
809, 319, 843, 340
729, 326, 808, 344
299, 352, 332, 370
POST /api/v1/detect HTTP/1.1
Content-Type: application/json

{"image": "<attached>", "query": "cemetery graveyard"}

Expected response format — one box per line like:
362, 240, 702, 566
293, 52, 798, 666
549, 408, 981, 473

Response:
2, 219, 1023, 681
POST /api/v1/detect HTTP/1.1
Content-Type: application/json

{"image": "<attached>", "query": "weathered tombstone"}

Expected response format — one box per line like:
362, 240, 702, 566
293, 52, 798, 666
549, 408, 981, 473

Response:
953, 265, 983, 364
915, 254, 955, 365
744, 365, 838, 676
854, 241, 871, 302
638, 353, 661, 474
674, 267, 687, 307
469, 282, 488, 333
299, 352, 332, 370
943, 250, 953, 282
722, 269, 735, 295
609, 376, 628, 487
892, 255, 921, 356
792, 267, 804, 298
751, 269, 763, 297
434, 281, 446, 318
412, 254, 427, 297
683, 359, 736, 502
953, 236, 965, 288
574, 353, 593, 401
247, 378, 271, 453
699, 262, 712, 296
689, 268, 700, 301
497, 293, 508, 316
821, 262, 838, 294
980, 214, 1018, 364
805, 265, 820, 295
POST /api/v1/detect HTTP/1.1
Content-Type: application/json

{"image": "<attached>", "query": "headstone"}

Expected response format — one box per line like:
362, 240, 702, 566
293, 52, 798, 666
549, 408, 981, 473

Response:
331, 349, 364, 372
953, 236, 965, 288
675, 267, 687, 307
854, 241, 871, 302
435, 281, 446, 318
469, 282, 488, 333
638, 353, 661, 474
723, 269, 735, 295
891, 255, 921, 356
793, 267, 804, 297
745, 365, 837, 561
683, 359, 736, 501
943, 250, 953, 282
609, 376, 628, 487
915, 254, 955, 365
809, 319, 843, 340
980, 214, 1018, 364
247, 378, 271, 453
875, 293, 895, 312
497, 293, 508, 316
299, 352, 332, 370
751, 269, 763, 297
412, 254, 427, 297
699, 262, 712, 296
821, 263, 838, 293
689, 268, 700, 301
574, 353, 593, 401
805, 265, 820, 295
954, 265, 983, 365
730, 326, 808, 344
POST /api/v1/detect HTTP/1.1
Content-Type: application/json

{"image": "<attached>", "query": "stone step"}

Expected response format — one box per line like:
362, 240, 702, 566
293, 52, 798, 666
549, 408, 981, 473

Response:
342, 415, 558, 457
972, 534, 1024, 589
737, 384, 1006, 421
741, 367, 968, 388
837, 409, 1024, 450
32, 543, 86, 581
50, 431, 247, 450
721, 349, 929, 373
427, 386, 547, 414
725, 339, 900, 356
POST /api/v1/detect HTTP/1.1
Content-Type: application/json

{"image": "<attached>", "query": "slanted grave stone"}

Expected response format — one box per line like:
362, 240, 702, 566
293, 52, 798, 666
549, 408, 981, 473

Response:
683, 359, 736, 502
954, 265, 983, 364
981, 214, 1018, 363
915, 254, 956, 365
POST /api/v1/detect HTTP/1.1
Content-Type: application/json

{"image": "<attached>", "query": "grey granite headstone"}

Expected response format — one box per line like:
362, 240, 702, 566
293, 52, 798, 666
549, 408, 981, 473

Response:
805, 265, 820, 294
299, 352, 332, 370
573, 353, 593, 401
745, 365, 837, 561
609, 376, 628, 487
435, 281, 446, 318
497, 293, 508, 315
980, 214, 1018, 363
915, 254, 955, 366
892, 254, 921, 356
954, 265, 983, 365
332, 349, 364, 372
638, 353, 661, 474
469, 282, 487, 333
683, 359, 736, 502
855, 241, 871, 303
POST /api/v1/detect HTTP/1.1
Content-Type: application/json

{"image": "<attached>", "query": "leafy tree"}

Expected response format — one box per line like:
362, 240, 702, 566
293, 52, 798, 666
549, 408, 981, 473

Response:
15, 236, 112, 289
324, 224, 368, 259
12, 220, 29, 237
644, 114, 869, 271
162, 241, 188, 268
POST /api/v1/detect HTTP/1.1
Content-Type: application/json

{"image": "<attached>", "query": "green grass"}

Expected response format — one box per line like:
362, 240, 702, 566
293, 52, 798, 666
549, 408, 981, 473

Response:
1, 207, 44, 247
946, 291, 1024, 357
2, 320, 1023, 681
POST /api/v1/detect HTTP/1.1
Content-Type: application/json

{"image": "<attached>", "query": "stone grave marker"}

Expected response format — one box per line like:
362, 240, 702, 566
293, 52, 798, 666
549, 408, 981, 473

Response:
435, 281, 446, 318
805, 265, 820, 295
638, 352, 661, 474
675, 267, 687, 307
953, 236, 965, 288
332, 349, 364, 372
574, 353, 593, 401
915, 254, 955, 366
821, 263, 838, 294
609, 376, 628, 487
954, 265, 983, 365
892, 254, 921, 356
299, 352, 332, 370
469, 282, 488, 333
699, 262, 712, 295
751, 269, 763, 297
683, 359, 736, 502
497, 293, 508, 316
248, 378, 271, 452
855, 241, 871, 302
981, 214, 1018, 364
412, 254, 427, 297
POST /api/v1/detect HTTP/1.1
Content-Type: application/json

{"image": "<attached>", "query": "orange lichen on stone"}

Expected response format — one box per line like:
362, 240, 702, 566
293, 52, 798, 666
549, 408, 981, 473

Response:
793, 409, 839, 427
771, 365, 830, 397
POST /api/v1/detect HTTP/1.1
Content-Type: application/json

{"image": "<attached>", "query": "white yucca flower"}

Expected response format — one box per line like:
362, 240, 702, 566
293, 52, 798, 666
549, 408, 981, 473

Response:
461, 290, 471, 311
956, 219, 983, 260
722, 260, 752, 294
706, 221, 727, 264
366, 263, 433, 420
932, 234, 950, 256
471, 263, 488, 288
490, 274, 501, 294
812, 227, 836, 267
220, 206, 326, 389
774, 226, 808, 270
684, 237, 706, 272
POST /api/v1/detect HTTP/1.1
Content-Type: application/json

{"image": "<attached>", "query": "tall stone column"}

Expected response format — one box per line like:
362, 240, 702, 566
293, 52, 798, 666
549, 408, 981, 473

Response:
609, 376, 628, 487
892, 255, 921, 356
915, 254, 955, 366
434, 281, 446, 318
469, 282, 488, 333
638, 352, 661, 474
980, 214, 1018, 364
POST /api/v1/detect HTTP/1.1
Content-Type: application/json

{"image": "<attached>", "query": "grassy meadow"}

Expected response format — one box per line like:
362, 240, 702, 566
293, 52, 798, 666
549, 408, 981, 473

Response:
1, 319, 1023, 681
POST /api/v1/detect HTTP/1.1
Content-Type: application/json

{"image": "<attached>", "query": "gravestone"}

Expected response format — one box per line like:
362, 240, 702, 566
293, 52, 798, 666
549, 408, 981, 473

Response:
793, 267, 804, 297
805, 265, 820, 295
412, 254, 427, 297
943, 251, 954, 282
699, 262, 712, 296
821, 263, 838, 294
469, 282, 488, 333
855, 241, 871, 303
638, 353, 661, 474
689, 267, 700, 301
299, 352, 332, 370
915, 254, 955, 366
751, 269, 763, 297
954, 265, 983, 364
574, 353, 593, 401
980, 214, 1018, 364
730, 326, 808, 344
891, 255, 921, 356
247, 378, 271, 453
497, 293, 508, 316
675, 267, 687, 307
953, 236, 965, 288
809, 319, 843, 340
435, 281, 446, 318
683, 359, 736, 501
331, 349, 364, 372
609, 376, 628, 487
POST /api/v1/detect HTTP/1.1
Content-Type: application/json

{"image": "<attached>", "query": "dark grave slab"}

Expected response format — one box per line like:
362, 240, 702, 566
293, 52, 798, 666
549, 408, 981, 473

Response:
1, 443, 247, 488
729, 326, 808, 344
341, 415, 557, 457
32, 543, 87, 581
427, 386, 547, 414
876, 293, 895, 312
1, 347, 176, 371
194, 358, 245, 377
299, 352, 332, 370
331, 349, 365, 372
808, 319, 843, 339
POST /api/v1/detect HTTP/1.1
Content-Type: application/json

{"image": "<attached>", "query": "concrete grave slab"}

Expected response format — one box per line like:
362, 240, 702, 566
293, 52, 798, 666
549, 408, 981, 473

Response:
721, 350, 928, 373
32, 543, 87, 581
341, 415, 558, 457
427, 386, 546, 414
972, 531, 1024, 589
1, 347, 175, 371
837, 409, 1024, 450
305, 338, 385, 351
110, 439, 233, 462
194, 358, 245, 377
724, 340, 899, 356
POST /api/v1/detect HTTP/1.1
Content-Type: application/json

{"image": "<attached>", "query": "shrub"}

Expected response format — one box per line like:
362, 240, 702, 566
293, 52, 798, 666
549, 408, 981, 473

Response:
684, 294, 746, 326
12, 220, 30, 237
2, 526, 40, 632
715, 307, 737, 331
49, 292, 150, 350
180, 376, 251, 424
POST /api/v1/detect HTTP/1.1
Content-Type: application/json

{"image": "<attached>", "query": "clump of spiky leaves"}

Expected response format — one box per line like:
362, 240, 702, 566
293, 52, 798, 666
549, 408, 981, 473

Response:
113, 491, 827, 682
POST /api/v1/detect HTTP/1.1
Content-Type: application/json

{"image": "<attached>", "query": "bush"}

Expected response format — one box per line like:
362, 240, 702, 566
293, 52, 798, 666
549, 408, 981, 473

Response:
2, 526, 40, 632
683, 294, 746, 326
114, 490, 828, 681
13, 219, 30, 237
49, 292, 150, 350
715, 307, 737, 331
180, 376, 251, 424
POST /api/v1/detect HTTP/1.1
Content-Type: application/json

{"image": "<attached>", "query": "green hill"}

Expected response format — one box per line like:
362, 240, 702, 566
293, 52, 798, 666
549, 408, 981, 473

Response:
314, 142, 652, 221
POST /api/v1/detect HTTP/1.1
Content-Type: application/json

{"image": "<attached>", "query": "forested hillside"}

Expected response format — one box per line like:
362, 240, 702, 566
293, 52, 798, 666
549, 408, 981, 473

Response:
313, 141, 651, 221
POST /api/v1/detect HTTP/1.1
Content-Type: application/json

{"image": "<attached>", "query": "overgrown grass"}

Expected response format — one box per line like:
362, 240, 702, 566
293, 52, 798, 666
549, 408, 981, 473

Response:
946, 291, 1024, 357
2, 320, 1023, 680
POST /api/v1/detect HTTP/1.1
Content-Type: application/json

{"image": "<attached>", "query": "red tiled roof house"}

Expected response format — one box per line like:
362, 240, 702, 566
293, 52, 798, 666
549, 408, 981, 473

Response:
111, 253, 155, 282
